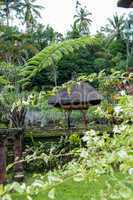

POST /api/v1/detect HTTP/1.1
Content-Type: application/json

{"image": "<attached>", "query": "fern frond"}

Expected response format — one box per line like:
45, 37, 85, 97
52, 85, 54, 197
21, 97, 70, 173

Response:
20, 36, 100, 86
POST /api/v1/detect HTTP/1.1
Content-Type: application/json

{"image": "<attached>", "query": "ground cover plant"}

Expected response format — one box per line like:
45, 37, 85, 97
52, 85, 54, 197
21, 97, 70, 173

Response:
1, 123, 133, 200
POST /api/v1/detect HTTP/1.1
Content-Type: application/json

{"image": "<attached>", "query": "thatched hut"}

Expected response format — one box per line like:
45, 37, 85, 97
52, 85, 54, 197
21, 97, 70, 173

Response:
117, 0, 133, 8
48, 82, 102, 129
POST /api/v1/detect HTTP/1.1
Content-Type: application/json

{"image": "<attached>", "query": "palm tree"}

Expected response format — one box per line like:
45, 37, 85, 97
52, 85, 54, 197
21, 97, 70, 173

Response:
123, 12, 133, 67
0, 0, 18, 26
19, 0, 44, 32
74, 6, 92, 35
66, 22, 81, 39
103, 13, 125, 41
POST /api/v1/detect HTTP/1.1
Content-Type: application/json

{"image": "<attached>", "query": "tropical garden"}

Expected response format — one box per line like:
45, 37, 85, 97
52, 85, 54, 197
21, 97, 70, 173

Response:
0, 0, 133, 199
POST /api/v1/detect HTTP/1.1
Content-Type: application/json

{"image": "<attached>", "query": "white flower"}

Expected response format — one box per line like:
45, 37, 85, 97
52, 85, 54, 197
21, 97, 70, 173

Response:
86, 160, 93, 167
41, 122, 44, 127
80, 150, 88, 158
32, 180, 44, 188
120, 90, 126, 96
117, 150, 128, 159
95, 106, 104, 115
113, 125, 127, 134
113, 125, 121, 133
82, 134, 89, 142
89, 130, 96, 136
48, 188, 55, 199
93, 137, 99, 143
22, 100, 29, 106
120, 125, 127, 132
114, 106, 123, 114
128, 168, 133, 175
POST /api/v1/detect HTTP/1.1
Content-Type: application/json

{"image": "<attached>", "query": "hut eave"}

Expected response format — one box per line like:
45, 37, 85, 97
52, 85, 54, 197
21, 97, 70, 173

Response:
117, 0, 133, 8
48, 82, 103, 110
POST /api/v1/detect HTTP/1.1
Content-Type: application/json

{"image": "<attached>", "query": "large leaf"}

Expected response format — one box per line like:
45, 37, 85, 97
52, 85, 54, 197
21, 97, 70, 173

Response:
20, 36, 100, 87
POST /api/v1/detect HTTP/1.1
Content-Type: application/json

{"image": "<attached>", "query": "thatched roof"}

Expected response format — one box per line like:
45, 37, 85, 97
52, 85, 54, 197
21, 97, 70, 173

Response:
117, 0, 133, 8
48, 82, 102, 110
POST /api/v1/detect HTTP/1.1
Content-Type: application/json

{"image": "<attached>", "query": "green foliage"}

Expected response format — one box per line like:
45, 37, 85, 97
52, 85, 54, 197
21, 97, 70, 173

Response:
94, 58, 110, 72
128, 56, 133, 67
118, 95, 133, 121
68, 133, 81, 146
0, 75, 9, 86
1, 124, 133, 199
0, 26, 38, 64
56, 44, 109, 85
0, 62, 19, 88
20, 36, 101, 88
108, 39, 126, 57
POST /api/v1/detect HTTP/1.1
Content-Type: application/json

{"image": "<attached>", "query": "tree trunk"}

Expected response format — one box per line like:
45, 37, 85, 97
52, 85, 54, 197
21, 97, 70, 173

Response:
53, 66, 58, 87
5, 1, 9, 27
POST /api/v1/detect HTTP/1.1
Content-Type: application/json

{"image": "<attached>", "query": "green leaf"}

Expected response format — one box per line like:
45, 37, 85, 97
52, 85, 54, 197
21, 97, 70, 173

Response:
6, 163, 14, 172
2, 194, 12, 200
0, 184, 4, 196
48, 188, 55, 199
27, 195, 33, 200
73, 173, 85, 182
20, 36, 100, 87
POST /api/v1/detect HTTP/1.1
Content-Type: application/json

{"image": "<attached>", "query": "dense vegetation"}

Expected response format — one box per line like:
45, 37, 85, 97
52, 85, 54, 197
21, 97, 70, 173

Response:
0, 0, 133, 200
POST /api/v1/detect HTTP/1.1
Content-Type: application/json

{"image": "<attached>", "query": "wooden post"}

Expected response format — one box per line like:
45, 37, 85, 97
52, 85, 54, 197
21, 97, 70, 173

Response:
67, 111, 71, 130
0, 137, 6, 184
14, 132, 24, 182
64, 111, 72, 130
81, 110, 88, 129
